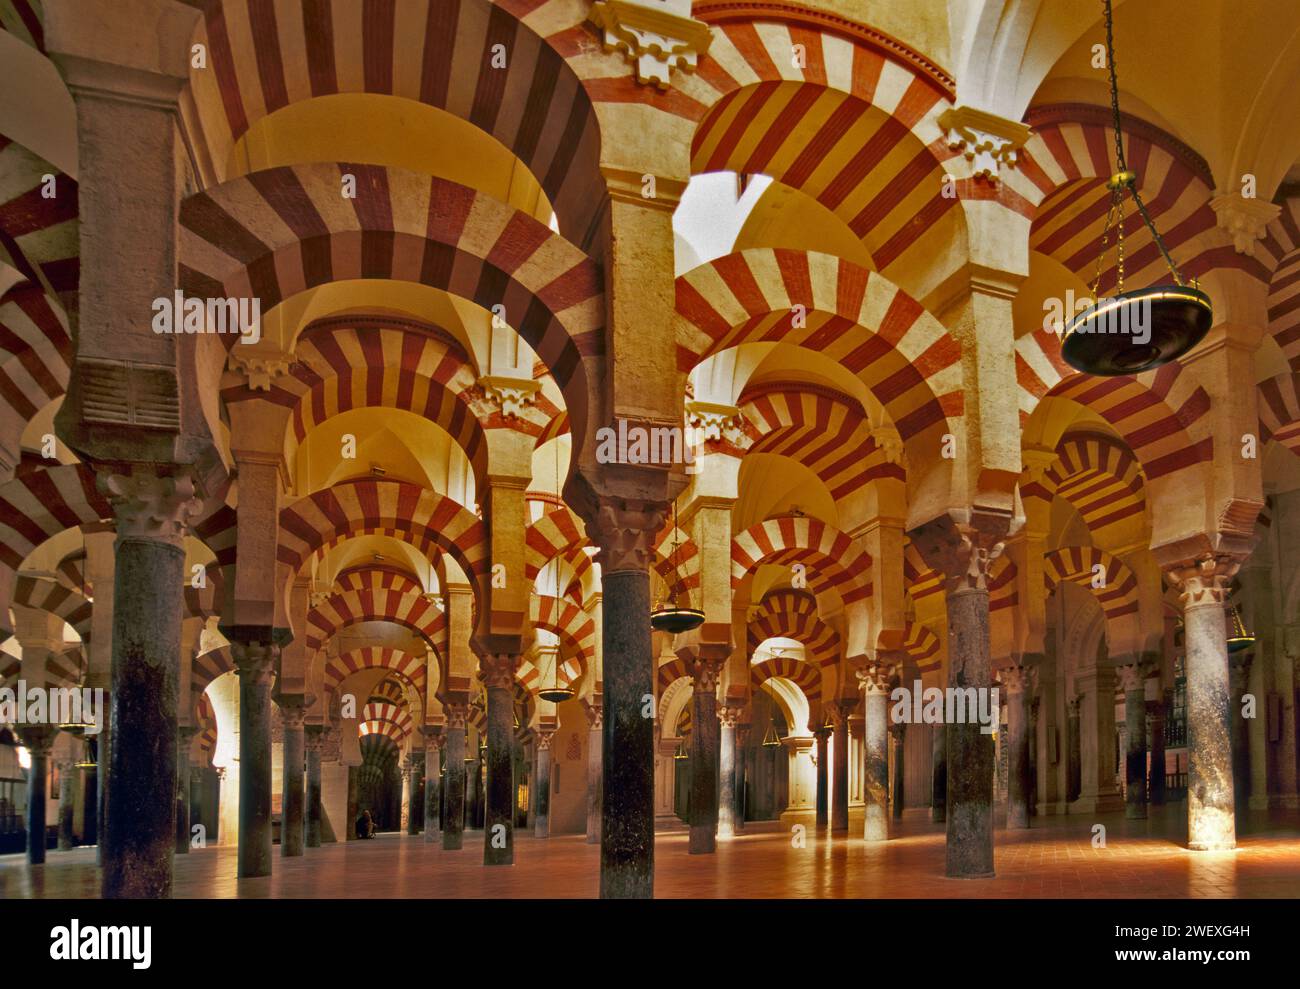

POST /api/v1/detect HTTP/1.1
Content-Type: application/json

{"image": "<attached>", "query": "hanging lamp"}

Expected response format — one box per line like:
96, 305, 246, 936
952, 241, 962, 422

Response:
650, 501, 705, 634
761, 722, 781, 748
1226, 605, 1255, 654
1059, 0, 1212, 376
673, 738, 689, 761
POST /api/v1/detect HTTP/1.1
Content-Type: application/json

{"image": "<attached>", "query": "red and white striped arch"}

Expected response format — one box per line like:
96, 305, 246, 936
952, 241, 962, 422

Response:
359, 701, 412, 743
532, 592, 594, 669
1043, 546, 1140, 622
305, 573, 447, 654
179, 164, 602, 447
751, 655, 822, 704
738, 382, 904, 500
730, 516, 872, 605
1023, 433, 1146, 536
1259, 197, 1300, 370
903, 540, 944, 604
900, 620, 941, 675
191, 645, 235, 714
188, 0, 602, 241
325, 645, 427, 699
1258, 371, 1300, 457
195, 693, 218, 763
278, 478, 487, 584
746, 588, 840, 669
677, 249, 962, 449
0, 281, 70, 444
1019, 106, 1252, 296
678, 8, 958, 275
11, 573, 91, 641
653, 521, 701, 603
0, 136, 78, 295
224, 318, 489, 484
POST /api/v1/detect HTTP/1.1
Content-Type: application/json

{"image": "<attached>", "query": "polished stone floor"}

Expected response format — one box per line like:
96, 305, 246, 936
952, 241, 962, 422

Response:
5, 805, 1300, 898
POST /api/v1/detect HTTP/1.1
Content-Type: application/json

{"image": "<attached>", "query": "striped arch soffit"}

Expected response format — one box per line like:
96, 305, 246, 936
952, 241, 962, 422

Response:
0, 281, 71, 448
1260, 197, 1300, 371
746, 588, 840, 671
1043, 546, 1140, 626
751, 656, 822, 706
737, 381, 905, 500
368, 676, 411, 708
524, 497, 595, 593
1013, 341, 1213, 484
306, 568, 448, 655
654, 522, 701, 603
676, 249, 962, 458
1022, 433, 1147, 537
531, 593, 595, 683
221, 316, 491, 488
360, 701, 414, 744
0, 135, 78, 295
900, 619, 941, 676
185, 0, 604, 244
325, 646, 428, 706
903, 540, 1018, 614
277, 477, 488, 587
195, 692, 217, 764
672, 3, 961, 276
191, 645, 234, 717
730, 516, 872, 606
0, 1, 46, 52
1258, 371, 1300, 458
1018, 104, 1260, 295
177, 163, 602, 454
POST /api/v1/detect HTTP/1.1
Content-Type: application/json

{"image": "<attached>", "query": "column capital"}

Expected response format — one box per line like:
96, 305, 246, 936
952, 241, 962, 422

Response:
479, 653, 519, 691
99, 467, 203, 548
857, 664, 892, 695
1162, 553, 1244, 607
908, 510, 1016, 594
1116, 662, 1149, 693
231, 640, 279, 685
1066, 694, 1082, 716
585, 701, 604, 730
937, 105, 1032, 182
587, 497, 669, 574
999, 663, 1031, 694
303, 724, 325, 752
535, 729, 556, 751
689, 652, 725, 693
718, 704, 744, 729
17, 724, 56, 755
444, 703, 469, 730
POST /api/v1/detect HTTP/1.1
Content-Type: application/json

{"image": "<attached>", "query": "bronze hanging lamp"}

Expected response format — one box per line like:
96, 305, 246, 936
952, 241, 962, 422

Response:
1226, 605, 1255, 653
1060, 0, 1212, 375
650, 501, 705, 634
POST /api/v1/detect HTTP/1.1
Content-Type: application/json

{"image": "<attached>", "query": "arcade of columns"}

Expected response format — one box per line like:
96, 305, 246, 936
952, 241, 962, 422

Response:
2, 0, 1299, 898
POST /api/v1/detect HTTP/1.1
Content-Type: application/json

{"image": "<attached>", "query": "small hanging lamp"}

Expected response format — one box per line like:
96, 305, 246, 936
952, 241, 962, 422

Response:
1059, 0, 1212, 376
1226, 605, 1255, 654
761, 722, 781, 748
673, 738, 689, 761
650, 501, 705, 634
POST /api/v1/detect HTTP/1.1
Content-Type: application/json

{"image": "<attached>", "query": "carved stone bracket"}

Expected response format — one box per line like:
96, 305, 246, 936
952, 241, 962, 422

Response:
589, 0, 713, 90
1210, 193, 1281, 256
937, 105, 1031, 182
226, 347, 294, 391
477, 374, 542, 420
685, 399, 743, 445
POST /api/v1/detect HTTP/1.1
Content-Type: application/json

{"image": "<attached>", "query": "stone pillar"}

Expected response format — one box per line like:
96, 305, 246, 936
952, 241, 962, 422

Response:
345, 764, 360, 841
1167, 556, 1239, 850
1149, 693, 1168, 805
20, 728, 54, 863
1118, 663, 1149, 820
1075, 666, 1122, 813
231, 639, 277, 878
482, 655, 518, 865
931, 718, 946, 822
101, 471, 201, 898
278, 697, 306, 857
890, 723, 906, 820
717, 705, 741, 838
860, 664, 891, 841
1003, 665, 1031, 829
688, 652, 724, 854
304, 725, 324, 848
57, 757, 77, 851
1066, 694, 1082, 802
174, 728, 197, 854
401, 760, 415, 835
735, 725, 751, 833
585, 702, 603, 843
911, 518, 1005, 879
814, 726, 830, 829
829, 702, 853, 832
1229, 652, 1252, 816
588, 500, 667, 898
189, 766, 204, 841
534, 730, 555, 838
443, 705, 467, 850
423, 729, 443, 843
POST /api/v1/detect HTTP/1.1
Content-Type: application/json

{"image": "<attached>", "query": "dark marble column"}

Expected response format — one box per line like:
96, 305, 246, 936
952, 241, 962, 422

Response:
443, 706, 467, 850
101, 470, 200, 898
585, 702, 602, 843
403, 757, 419, 835
735, 725, 750, 833
688, 653, 723, 854
890, 722, 906, 820
931, 718, 946, 822
482, 656, 518, 865
1066, 694, 1082, 802
1230, 653, 1252, 816
1003, 665, 1031, 829
588, 500, 664, 898
20, 727, 54, 864
231, 639, 277, 878
304, 725, 323, 848
278, 697, 306, 857
814, 726, 830, 829
174, 728, 197, 854
1149, 694, 1168, 805
346, 764, 359, 841
57, 756, 77, 851
423, 729, 443, 843
1119, 663, 1149, 820
1168, 557, 1238, 850
717, 705, 740, 838
534, 730, 554, 838
189, 766, 204, 841
860, 665, 890, 841
830, 702, 853, 832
